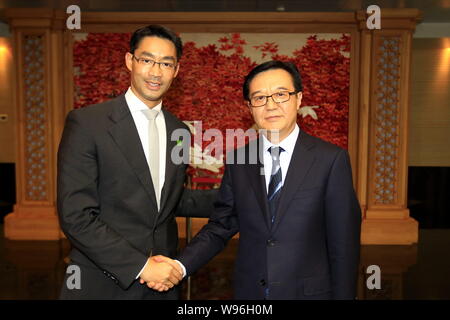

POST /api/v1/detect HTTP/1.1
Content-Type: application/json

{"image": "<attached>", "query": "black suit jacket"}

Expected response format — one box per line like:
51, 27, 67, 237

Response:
178, 131, 362, 300
57, 95, 188, 299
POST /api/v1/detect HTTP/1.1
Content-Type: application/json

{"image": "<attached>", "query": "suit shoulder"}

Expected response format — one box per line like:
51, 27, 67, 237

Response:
224, 138, 259, 166
302, 131, 346, 157
68, 96, 123, 120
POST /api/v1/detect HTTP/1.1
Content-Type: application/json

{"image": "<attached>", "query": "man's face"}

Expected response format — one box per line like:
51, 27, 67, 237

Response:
248, 68, 302, 142
125, 36, 179, 107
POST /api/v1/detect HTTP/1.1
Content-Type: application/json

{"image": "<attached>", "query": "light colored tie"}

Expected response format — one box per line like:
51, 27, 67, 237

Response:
142, 108, 160, 210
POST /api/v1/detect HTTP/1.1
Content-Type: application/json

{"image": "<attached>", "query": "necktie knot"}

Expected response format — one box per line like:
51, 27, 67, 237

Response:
142, 108, 160, 121
268, 146, 284, 161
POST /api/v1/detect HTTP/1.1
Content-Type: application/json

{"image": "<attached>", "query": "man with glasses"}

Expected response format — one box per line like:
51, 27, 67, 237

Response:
155, 60, 361, 299
57, 25, 186, 299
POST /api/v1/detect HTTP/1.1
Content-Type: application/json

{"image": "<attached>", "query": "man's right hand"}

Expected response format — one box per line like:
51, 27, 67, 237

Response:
139, 255, 183, 292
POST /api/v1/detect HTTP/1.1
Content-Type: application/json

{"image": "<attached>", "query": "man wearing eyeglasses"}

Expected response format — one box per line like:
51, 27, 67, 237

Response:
57, 25, 187, 299
155, 60, 361, 299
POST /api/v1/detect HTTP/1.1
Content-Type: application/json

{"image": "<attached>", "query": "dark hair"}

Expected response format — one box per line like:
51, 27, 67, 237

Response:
243, 60, 303, 101
129, 25, 183, 61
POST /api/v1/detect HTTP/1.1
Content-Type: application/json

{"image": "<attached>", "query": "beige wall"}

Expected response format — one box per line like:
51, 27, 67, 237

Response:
409, 38, 450, 167
0, 36, 14, 163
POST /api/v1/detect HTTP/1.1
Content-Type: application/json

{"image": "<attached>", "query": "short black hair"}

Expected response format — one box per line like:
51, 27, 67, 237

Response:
243, 60, 303, 101
129, 24, 183, 61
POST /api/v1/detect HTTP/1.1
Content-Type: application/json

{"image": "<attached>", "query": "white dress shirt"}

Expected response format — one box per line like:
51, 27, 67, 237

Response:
261, 124, 300, 192
125, 87, 166, 200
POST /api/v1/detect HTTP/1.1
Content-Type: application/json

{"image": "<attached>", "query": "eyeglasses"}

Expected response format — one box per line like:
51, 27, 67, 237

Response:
132, 55, 177, 71
249, 91, 297, 107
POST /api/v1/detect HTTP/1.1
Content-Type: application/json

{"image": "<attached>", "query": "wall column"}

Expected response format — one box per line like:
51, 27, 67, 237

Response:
4, 9, 66, 240
357, 9, 421, 244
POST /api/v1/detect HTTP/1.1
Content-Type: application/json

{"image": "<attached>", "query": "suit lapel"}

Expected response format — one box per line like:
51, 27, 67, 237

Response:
159, 109, 179, 212
271, 131, 316, 233
107, 95, 159, 209
245, 139, 272, 231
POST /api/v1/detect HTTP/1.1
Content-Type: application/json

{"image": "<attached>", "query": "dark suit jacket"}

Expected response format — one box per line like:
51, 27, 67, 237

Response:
178, 131, 361, 300
57, 95, 188, 299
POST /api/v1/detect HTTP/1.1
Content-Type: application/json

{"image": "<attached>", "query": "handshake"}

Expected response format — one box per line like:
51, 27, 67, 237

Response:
139, 255, 184, 292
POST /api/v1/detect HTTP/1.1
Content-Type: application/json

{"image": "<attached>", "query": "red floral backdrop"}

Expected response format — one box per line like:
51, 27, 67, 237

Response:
73, 33, 350, 189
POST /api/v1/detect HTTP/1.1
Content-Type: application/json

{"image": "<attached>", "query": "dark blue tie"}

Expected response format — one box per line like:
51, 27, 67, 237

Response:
267, 146, 284, 225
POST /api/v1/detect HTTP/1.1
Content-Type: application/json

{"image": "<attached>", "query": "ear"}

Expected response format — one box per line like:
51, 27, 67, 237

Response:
296, 92, 303, 110
173, 63, 180, 78
125, 52, 133, 72
247, 101, 254, 115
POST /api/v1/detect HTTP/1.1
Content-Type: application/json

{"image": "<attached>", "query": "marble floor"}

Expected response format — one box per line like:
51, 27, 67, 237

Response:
0, 225, 449, 300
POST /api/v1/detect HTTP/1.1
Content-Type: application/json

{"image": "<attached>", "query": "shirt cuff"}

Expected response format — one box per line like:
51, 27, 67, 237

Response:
174, 260, 187, 278
136, 259, 149, 279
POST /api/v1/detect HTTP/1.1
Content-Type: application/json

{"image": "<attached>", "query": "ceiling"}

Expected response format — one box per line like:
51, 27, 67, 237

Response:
0, 0, 450, 23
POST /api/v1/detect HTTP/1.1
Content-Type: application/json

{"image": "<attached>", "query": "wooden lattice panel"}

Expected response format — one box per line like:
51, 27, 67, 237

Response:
22, 35, 49, 202
372, 36, 402, 205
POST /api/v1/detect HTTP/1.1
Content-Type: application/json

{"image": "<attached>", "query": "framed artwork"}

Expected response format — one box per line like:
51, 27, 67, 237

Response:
73, 31, 351, 188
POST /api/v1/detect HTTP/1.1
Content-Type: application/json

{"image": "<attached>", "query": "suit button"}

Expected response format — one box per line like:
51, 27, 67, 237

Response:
267, 239, 276, 247
260, 279, 266, 286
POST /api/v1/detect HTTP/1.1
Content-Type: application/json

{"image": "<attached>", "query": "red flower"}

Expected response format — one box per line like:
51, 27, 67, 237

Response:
73, 33, 131, 108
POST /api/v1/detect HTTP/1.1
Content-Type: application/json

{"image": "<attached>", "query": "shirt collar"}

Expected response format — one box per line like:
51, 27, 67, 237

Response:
125, 87, 163, 113
261, 124, 300, 156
